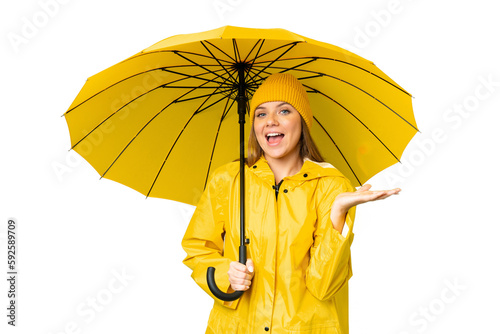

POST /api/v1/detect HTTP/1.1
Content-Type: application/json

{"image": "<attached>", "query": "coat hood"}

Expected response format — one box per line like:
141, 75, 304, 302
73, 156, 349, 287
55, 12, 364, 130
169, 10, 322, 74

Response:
247, 157, 349, 189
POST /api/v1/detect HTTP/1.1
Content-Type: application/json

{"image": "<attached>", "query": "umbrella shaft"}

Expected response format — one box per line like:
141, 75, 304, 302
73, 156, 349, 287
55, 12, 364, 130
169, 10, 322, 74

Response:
237, 65, 247, 264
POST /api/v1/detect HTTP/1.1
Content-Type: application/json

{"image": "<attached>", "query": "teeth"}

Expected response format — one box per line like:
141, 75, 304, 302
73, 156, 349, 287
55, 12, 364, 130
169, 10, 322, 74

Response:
267, 133, 282, 137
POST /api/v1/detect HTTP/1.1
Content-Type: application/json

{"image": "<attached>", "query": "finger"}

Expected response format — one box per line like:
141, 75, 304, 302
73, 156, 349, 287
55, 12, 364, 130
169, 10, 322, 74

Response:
374, 190, 397, 198
229, 276, 253, 286
356, 191, 390, 203
372, 189, 401, 200
228, 268, 252, 280
229, 261, 248, 273
231, 283, 251, 291
388, 188, 401, 195
228, 276, 253, 290
374, 194, 392, 200
246, 259, 254, 274
381, 188, 401, 197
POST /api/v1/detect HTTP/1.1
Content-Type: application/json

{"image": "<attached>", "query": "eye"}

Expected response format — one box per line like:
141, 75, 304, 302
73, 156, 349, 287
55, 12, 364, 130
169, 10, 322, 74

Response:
256, 111, 266, 117
279, 108, 290, 115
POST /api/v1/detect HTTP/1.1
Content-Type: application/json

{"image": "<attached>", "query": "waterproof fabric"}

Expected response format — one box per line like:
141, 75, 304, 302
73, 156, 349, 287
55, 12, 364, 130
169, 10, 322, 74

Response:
182, 157, 356, 333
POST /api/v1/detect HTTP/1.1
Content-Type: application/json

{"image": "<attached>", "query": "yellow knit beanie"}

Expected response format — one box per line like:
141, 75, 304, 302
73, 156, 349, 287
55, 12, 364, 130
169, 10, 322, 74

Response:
249, 73, 313, 130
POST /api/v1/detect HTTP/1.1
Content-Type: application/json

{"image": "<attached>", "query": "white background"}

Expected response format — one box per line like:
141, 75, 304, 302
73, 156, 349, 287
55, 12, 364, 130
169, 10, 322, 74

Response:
1, 0, 499, 333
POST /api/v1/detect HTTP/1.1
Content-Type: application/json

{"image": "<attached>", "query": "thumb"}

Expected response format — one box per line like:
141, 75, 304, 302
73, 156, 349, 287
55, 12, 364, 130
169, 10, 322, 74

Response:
357, 184, 372, 192
246, 259, 254, 273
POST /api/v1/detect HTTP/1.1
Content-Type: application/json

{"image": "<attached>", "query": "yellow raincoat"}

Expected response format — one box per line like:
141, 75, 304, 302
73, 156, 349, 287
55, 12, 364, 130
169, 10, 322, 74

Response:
182, 157, 356, 333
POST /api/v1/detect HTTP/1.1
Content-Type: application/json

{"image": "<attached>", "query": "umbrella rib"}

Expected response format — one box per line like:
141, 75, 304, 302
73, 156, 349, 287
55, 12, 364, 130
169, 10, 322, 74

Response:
202, 40, 236, 63
70, 72, 230, 151
200, 41, 237, 85
65, 66, 232, 115
241, 41, 306, 89
244, 40, 266, 88
64, 68, 160, 115
203, 96, 237, 191
242, 39, 263, 64
70, 84, 164, 150
249, 42, 301, 63
159, 86, 230, 89
243, 58, 321, 92
170, 49, 234, 64
278, 57, 319, 74
123, 49, 235, 66
100, 82, 214, 179
233, 39, 241, 63
245, 66, 269, 93
251, 64, 418, 131
313, 116, 362, 186
146, 86, 233, 197
242, 41, 303, 92
173, 50, 233, 88
254, 56, 412, 96
192, 86, 238, 115
313, 76, 417, 132
159, 66, 230, 86
250, 42, 300, 80
175, 87, 234, 103
74, 70, 237, 154
177, 66, 238, 104
306, 85, 401, 163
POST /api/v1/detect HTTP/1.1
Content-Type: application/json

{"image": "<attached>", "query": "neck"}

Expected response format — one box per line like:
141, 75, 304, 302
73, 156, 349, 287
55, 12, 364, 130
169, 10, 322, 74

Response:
264, 150, 303, 184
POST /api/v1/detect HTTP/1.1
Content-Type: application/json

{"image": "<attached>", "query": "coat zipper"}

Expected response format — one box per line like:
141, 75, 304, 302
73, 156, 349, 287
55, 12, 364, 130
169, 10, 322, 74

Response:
269, 180, 284, 332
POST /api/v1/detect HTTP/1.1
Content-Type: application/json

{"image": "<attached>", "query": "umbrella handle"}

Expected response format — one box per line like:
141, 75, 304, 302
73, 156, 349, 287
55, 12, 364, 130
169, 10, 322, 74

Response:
207, 244, 247, 301
207, 267, 244, 301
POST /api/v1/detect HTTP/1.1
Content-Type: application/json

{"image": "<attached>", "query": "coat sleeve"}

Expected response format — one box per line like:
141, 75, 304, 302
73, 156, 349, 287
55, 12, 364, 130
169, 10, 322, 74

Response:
181, 170, 240, 309
305, 176, 356, 301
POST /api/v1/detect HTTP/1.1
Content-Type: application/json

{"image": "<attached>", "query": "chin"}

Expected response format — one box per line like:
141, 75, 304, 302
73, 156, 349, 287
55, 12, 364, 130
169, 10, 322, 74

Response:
264, 150, 290, 160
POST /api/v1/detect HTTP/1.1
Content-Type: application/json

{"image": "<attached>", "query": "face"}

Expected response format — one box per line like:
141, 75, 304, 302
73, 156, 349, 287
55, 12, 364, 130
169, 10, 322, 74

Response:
253, 101, 302, 163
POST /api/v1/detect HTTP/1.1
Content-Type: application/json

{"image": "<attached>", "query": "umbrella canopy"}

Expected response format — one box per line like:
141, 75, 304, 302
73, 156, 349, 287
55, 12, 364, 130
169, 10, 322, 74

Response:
64, 25, 418, 207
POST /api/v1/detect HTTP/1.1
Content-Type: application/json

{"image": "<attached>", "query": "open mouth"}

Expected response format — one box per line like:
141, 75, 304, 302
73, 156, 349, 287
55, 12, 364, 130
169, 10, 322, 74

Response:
266, 133, 284, 144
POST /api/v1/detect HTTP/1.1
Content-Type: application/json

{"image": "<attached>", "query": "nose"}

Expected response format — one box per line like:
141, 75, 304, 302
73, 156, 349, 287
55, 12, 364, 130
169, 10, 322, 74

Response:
266, 113, 278, 126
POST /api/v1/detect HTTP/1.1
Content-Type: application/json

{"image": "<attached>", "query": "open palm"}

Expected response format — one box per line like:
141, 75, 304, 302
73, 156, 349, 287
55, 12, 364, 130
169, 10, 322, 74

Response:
333, 184, 401, 214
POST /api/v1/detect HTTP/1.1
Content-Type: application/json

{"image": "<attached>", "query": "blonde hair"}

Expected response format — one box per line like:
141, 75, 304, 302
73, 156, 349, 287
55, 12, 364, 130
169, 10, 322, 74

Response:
246, 117, 324, 166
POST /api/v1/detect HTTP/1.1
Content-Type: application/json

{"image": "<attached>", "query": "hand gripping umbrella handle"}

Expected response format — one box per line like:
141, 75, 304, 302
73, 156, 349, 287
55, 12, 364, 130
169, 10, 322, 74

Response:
207, 245, 247, 301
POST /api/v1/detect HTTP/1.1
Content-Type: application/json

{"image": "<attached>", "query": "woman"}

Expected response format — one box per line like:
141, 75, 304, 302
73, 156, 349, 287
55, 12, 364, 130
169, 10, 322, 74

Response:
182, 73, 400, 333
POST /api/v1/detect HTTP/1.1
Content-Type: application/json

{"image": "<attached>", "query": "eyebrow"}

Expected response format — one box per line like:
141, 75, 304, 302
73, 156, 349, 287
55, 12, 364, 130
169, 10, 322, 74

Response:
255, 102, 291, 110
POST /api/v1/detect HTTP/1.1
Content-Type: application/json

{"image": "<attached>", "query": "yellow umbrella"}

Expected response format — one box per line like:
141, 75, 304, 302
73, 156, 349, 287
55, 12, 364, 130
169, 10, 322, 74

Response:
64, 25, 418, 300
